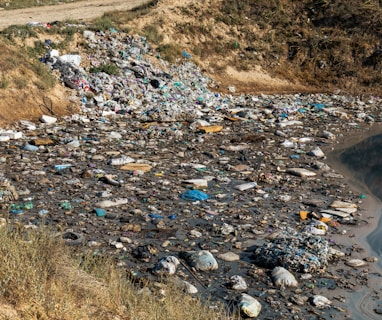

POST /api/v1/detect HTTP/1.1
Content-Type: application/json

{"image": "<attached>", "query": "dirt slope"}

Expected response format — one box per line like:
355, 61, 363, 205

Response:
0, 0, 152, 30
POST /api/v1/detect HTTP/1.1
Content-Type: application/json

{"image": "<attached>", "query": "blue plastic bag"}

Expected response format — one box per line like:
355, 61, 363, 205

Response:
180, 190, 209, 201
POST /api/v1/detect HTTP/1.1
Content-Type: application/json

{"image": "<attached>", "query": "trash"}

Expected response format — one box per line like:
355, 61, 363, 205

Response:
40, 115, 57, 124
304, 220, 328, 235
182, 51, 192, 59
286, 168, 317, 178
238, 293, 262, 318
152, 256, 180, 275
58, 54, 82, 67
176, 279, 198, 294
180, 190, 209, 201
180, 250, 218, 271
62, 231, 84, 246
199, 125, 223, 133
21, 143, 39, 152
234, 182, 257, 191
271, 266, 298, 287
308, 147, 325, 158
229, 275, 247, 290
120, 163, 152, 172
60, 201, 72, 210
182, 179, 209, 188
108, 156, 135, 166
252, 227, 330, 273
132, 245, 157, 262
96, 198, 128, 208
94, 208, 106, 217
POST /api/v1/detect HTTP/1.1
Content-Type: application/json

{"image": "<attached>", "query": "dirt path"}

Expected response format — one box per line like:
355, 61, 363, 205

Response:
0, 0, 152, 31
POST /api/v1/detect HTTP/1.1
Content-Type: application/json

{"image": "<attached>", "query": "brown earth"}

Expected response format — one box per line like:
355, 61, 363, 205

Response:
0, 0, 152, 31
0, 0, 323, 127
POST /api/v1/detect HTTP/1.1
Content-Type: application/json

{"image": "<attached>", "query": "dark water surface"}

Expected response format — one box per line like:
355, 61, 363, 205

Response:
339, 134, 382, 255
330, 132, 382, 320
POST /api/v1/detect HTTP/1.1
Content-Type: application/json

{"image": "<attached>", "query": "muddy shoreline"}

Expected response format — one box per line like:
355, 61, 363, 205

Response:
326, 124, 382, 320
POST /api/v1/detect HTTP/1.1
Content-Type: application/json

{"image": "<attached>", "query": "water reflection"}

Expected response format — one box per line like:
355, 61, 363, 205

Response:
339, 134, 382, 255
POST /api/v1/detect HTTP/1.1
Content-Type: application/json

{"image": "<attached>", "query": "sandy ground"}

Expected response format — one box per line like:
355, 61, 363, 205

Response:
0, 0, 152, 31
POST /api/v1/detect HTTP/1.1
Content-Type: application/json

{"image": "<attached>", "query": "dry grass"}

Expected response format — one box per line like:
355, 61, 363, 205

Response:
0, 226, 228, 320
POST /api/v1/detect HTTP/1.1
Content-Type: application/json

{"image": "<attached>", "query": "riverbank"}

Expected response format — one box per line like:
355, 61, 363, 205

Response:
325, 124, 382, 319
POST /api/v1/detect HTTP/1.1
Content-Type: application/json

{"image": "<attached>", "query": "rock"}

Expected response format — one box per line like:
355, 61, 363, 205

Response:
312, 295, 332, 308
345, 259, 368, 268
286, 168, 317, 177
218, 252, 240, 262
271, 266, 298, 287
238, 293, 262, 318
290, 294, 308, 306
180, 250, 218, 271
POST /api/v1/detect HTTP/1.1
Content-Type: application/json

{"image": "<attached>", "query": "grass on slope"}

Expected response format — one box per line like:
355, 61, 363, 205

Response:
0, 225, 227, 320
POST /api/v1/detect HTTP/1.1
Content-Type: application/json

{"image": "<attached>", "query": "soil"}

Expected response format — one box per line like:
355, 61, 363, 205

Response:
0, 0, 152, 31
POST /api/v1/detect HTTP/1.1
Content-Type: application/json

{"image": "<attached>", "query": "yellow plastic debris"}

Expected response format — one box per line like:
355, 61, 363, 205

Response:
120, 163, 152, 172
199, 125, 223, 133
299, 210, 309, 220
33, 138, 55, 146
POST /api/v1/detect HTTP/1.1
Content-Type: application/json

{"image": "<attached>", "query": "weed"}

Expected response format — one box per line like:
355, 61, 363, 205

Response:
157, 43, 183, 63
1, 25, 37, 40
13, 75, 28, 89
90, 15, 115, 32
0, 226, 228, 319
31, 61, 56, 89
89, 64, 119, 75
0, 75, 9, 89
142, 24, 163, 44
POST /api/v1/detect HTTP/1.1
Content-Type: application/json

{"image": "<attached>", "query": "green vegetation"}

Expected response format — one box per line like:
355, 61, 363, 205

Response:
89, 64, 119, 75
90, 16, 115, 32
157, 43, 183, 63
0, 0, 82, 10
142, 24, 163, 44
0, 75, 9, 89
1, 25, 37, 40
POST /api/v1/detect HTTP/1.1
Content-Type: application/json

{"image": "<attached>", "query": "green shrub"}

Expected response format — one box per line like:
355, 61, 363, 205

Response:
89, 64, 119, 75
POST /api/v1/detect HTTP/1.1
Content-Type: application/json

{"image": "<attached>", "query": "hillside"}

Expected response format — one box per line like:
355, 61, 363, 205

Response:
0, 0, 381, 125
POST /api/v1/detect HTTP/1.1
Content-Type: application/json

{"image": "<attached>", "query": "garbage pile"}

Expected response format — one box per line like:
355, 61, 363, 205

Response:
251, 227, 330, 273
43, 30, 225, 123
0, 26, 380, 319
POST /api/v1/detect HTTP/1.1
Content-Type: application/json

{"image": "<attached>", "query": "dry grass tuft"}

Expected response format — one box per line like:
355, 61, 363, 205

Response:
0, 226, 228, 320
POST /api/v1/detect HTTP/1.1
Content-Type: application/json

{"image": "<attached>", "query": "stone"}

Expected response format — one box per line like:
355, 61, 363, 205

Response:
218, 252, 240, 262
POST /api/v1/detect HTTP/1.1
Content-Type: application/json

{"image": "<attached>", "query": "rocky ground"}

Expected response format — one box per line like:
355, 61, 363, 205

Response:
1, 28, 382, 319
